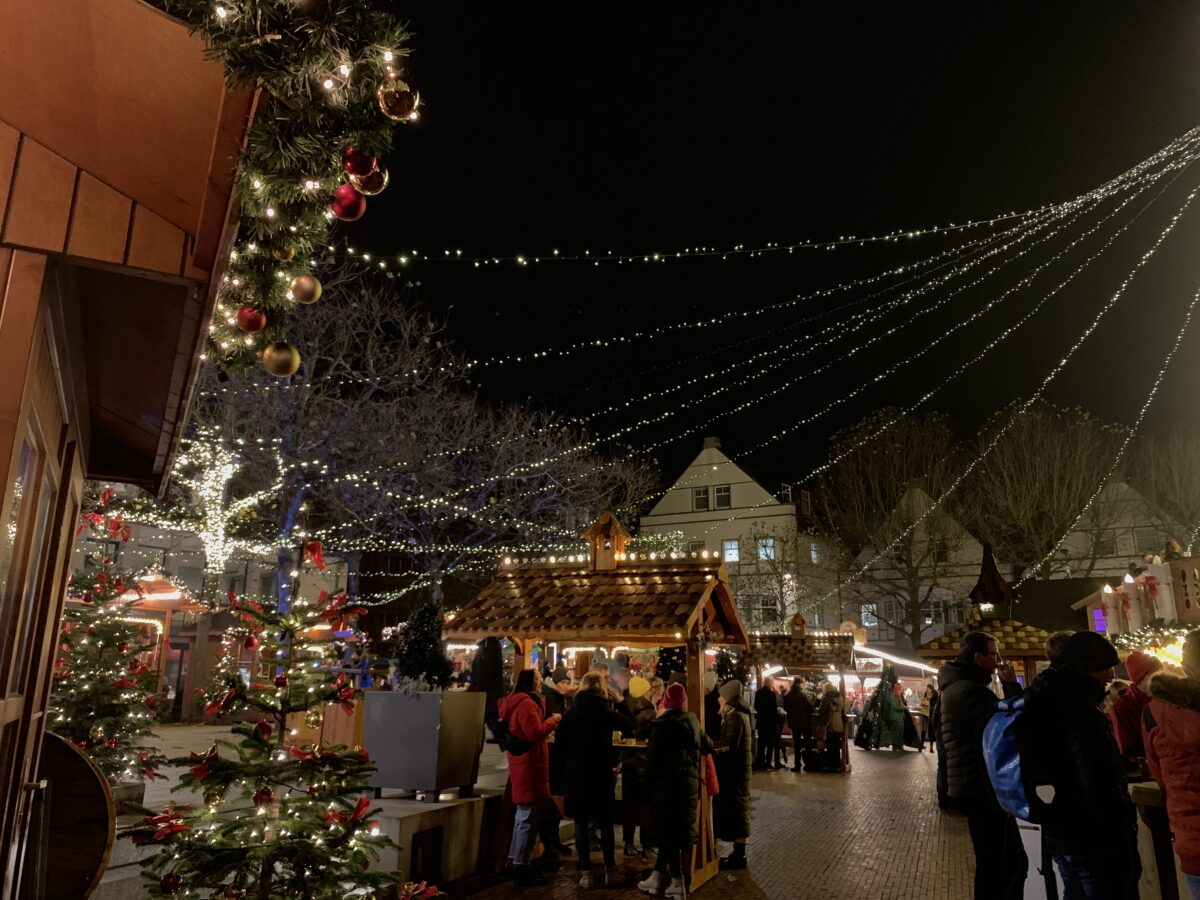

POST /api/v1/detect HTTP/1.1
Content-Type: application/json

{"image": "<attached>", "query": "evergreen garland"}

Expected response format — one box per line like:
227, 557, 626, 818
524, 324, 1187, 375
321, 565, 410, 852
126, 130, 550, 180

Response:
156, 0, 414, 372
392, 599, 452, 689
656, 645, 686, 680
714, 648, 749, 686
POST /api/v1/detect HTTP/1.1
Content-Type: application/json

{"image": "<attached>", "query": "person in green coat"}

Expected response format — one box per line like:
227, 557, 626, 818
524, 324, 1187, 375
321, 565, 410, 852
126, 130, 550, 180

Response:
713, 679, 753, 870
883, 683, 907, 751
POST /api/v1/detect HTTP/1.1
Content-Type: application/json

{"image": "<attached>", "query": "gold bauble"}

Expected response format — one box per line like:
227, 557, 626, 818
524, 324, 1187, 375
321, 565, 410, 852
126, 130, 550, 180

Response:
349, 167, 389, 196
377, 81, 420, 121
262, 342, 301, 377
289, 274, 322, 304
272, 246, 295, 262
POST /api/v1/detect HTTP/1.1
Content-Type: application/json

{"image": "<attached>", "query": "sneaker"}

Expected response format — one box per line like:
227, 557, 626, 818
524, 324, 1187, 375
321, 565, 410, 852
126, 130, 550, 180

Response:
637, 870, 665, 894
513, 865, 548, 886
604, 866, 623, 885
664, 878, 685, 897
578, 870, 597, 888
624, 842, 640, 857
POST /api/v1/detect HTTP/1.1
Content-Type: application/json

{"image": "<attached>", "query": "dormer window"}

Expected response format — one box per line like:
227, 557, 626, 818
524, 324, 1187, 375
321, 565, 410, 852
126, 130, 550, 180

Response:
714, 484, 731, 509
693, 487, 710, 511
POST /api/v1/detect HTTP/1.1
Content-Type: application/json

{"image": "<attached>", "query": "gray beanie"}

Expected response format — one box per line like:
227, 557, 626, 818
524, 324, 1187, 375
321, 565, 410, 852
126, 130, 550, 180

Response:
719, 679, 742, 702
1061, 631, 1119, 674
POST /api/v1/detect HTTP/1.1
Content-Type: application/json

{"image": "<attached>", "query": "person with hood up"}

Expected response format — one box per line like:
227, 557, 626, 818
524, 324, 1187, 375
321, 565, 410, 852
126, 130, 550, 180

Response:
556, 670, 635, 888
703, 671, 723, 741
637, 682, 712, 898
1110, 649, 1160, 770
784, 677, 814, 772
814, 682, 845, 773
471, 636, 507, 742
1144, 629, 1200, 899
497, 668, 561, 886
713, 679, 753, 870
1019, 631, 1138, 898
937, 631, 1025, 899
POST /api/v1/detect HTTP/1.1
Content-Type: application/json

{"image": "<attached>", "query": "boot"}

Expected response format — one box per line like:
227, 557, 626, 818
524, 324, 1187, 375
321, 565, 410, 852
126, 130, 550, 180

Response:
513, 865, 548, 886
664, 877, 686, 897
637, 870, 665, 894
719, 843, 747, 870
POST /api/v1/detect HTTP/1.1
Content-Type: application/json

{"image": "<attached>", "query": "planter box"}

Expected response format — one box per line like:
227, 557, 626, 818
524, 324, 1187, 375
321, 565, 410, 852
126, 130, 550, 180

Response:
109, 780, 146, 811
363, 691, 485, 799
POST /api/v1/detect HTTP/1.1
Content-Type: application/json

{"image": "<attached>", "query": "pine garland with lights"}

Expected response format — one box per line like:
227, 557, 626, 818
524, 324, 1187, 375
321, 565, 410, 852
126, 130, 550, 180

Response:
1111, 621, 1194, 653
156, 0, 416, 374
656, 645, 686, 680
123, 581, 396, 898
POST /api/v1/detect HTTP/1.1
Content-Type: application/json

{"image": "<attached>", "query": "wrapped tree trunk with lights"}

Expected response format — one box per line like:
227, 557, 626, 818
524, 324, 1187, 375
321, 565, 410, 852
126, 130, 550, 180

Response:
123, 574, 399, 898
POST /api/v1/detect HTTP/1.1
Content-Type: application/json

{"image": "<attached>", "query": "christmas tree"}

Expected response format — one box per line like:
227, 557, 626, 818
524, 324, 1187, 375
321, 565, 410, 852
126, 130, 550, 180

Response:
392, 599, 452, 689
714, 648, 750, 686
123, 578, 399, 898
49, 497, 167, 784
854, 663, 898, 751
656, 645, 687, 680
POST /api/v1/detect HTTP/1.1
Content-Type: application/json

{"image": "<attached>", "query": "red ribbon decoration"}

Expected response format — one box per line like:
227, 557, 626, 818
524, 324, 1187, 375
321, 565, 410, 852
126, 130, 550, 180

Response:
204, 690, 236, 716
303, 540, 325, 571
75, 511, 104, 536
320, 593, 368, 631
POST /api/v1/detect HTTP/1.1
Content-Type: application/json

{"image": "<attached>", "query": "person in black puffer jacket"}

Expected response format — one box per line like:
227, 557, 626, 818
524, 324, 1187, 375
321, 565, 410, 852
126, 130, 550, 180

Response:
1018, 631, 1139, 899
936, 631, 1026, 899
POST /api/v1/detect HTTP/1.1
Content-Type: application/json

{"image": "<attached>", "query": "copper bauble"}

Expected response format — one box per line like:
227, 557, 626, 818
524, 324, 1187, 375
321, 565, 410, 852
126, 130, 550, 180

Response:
235, 306, 267, 333
272, 246, 295, 262
377, 81, 419, 121
341, 146, 377, 178
262, 342, 301, 377
330, 182, 367, 221
289, 274, 322, 304
349, 167, 389, 196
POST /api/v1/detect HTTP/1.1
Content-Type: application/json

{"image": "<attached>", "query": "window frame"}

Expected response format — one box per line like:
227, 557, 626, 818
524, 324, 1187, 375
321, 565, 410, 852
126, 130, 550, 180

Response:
692, 486, 710, 511
722, 539, 740, 564
757, 537, 776, 562
714, 484, 732, 510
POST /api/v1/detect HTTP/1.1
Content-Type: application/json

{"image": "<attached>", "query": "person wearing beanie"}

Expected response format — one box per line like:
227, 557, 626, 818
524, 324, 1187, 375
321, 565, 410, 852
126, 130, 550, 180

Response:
620, 674, 655, 857
1019, 630, 1139, 898
1110, 649, 1160, 768
1144, 630, 1200, 898
639, 678, 712, 897
703, 671, 722, 742
711, 679, 753, 870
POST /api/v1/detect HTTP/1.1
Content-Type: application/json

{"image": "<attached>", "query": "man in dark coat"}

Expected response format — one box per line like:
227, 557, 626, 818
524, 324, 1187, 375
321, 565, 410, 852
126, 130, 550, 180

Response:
638, 682, 712, 896
1020, 631, 1138, 898
470, 636, 506, 742
555, 671, 635, 888
784, 677, 814, 772
714, 679, 753, 869
937, 631, 1026, 899
753, 675, 782, 770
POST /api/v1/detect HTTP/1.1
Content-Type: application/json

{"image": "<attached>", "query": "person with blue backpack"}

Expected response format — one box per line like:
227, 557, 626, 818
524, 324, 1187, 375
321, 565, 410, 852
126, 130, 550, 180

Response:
937, 631, 1027, 899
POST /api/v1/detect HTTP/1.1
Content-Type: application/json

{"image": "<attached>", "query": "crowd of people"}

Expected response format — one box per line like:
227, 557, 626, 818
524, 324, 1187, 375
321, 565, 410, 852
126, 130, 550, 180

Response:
936, 626, 1200, 900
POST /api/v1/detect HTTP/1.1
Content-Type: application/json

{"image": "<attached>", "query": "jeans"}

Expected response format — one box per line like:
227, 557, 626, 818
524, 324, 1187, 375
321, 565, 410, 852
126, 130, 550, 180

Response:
575, 815, 615, 869
823, 731, 843, 773
963, 800, 1027, 899
654, 841, 683, 878
756, 727, 780, 767
508, 803, 540, 866
1186, 872, 1200, 900
1051, 848, 1138, 900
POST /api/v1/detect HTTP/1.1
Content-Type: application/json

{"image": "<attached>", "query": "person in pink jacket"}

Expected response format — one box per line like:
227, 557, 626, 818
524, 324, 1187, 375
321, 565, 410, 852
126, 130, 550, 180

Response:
1144, 630, 1200, 899
498, 668, 561, 886
1111, 649, 1160, 769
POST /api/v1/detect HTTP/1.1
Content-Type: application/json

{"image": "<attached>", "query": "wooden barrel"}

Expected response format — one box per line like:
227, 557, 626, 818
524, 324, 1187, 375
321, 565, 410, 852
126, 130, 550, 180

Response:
38, 732, 114, 898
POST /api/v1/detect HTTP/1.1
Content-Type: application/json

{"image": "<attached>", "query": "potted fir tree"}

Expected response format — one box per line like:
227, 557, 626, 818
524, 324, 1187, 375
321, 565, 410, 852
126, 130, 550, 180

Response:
363, 600, 485, 800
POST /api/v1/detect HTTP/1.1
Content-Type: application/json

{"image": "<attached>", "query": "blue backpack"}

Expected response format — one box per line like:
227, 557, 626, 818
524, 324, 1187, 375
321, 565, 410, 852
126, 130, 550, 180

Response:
982, 694, 1041, 822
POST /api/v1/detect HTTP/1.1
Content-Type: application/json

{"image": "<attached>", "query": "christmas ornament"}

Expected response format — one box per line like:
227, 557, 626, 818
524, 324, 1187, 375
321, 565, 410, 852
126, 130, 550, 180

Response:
274, 673, 289, 688
244, 635, 260, 651
349, 167, 389, 196
272, 245, 295, 262
252, 786, 274, 807
378, 81, 419, 121
235, 306, 268, 333
342, 146, 377, 177
262, 342, 301, 377
288, 274, 323, 304
160, 873, 183, 894
330, 183, 367, 221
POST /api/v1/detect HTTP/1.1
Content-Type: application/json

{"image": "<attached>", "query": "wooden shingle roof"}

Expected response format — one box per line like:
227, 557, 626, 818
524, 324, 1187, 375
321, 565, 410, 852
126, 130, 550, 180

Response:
445, 558, 748, 647
918, 617, 1051, 658
743, 632, 857, 671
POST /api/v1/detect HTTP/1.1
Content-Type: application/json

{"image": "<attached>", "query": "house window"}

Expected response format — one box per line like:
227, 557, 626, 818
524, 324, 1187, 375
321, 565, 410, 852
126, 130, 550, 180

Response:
1092, 607, 1107, 632
692, 487, 710, 511
1134, 527, 1161, 555
757, 538, 776, 561
714, 484, 731, 509
722, 539, 740, 564
932, 540, 949, 564
810, 542, 821, 565
686, 540, 705, 554
1093, 529, 1117, 558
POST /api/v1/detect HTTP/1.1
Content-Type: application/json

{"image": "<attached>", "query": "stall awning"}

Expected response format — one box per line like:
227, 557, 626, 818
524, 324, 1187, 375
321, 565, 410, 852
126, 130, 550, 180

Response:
743, 631, 857, 671
918, 616, 1051, 658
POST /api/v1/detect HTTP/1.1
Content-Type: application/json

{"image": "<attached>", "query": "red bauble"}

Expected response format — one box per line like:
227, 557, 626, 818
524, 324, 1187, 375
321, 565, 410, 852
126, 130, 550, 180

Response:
341, 146, 377, 178
116, 642, 128, 653
331, 182, 367, 221
252, 786, 274, 807
244, 635, 260, 651
236, 306, 268, 333
274, 673, 289, 688
160, 873, 183, 894
255, 720, 272, 741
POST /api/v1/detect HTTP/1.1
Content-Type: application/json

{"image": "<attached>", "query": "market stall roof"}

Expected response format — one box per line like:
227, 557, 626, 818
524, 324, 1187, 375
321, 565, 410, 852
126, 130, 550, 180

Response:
742, 620, 856, 671
917, 616, 1051, 658
445, 555, 748, 647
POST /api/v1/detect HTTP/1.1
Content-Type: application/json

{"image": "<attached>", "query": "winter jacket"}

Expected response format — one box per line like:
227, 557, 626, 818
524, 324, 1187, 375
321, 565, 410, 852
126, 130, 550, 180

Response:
646, 709, 712, 847
1145, 672, 1200, 875
713, 698, 753, 840
470, 642, 506, 714
754, 685, 779, 733
621, 692, 656, 739
1019, 666, 1136, 862
497, 690, 558, 805
556, 689, 634, 819
936, 659, 1021, 803
815, 690, 844, 733
1110, 682, 1151, 767
704, 690, 722, 741
784, 685, 813, 733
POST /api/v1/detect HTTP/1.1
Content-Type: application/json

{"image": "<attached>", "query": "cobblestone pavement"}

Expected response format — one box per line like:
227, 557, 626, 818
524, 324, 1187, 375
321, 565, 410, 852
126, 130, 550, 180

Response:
450, 746, 972, 900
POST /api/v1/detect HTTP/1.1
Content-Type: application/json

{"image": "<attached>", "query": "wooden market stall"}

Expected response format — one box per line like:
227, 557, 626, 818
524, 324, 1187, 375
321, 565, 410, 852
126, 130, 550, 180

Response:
742, 615, 856, 771
445, 512, 749, 893
917, 616, 1052, 685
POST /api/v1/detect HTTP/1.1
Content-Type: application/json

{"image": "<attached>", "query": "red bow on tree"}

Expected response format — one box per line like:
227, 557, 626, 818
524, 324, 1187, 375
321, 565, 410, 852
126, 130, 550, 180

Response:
320, 593, 367, 631
106, 515, 132, 542
204, 689, 237, 716
75, 511, 104, 536
323, 795, 372, 825
99, 487, 115, 507
188, 745, 220, 779
302, 540, 325, 571
289, 744, 321, 762
135, 809, 190, 844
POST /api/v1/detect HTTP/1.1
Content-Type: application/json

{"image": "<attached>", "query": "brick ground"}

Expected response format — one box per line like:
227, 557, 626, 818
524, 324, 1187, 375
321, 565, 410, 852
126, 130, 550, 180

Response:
450, 746, 973, 899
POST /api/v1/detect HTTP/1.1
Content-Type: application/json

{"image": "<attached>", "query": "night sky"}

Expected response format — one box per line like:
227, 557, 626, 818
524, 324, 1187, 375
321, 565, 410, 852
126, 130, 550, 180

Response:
349, 2, 1200, 493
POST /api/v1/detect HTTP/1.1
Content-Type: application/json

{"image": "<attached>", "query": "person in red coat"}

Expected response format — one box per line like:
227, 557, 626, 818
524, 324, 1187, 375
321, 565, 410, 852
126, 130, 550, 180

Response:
1111, 649, 1160, 770
498, 668, 561, 886
1144, 630, 1200, 899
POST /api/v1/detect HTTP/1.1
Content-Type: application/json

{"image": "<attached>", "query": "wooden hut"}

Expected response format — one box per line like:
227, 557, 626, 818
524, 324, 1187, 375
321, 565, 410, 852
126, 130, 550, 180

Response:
445, 513, 749, 891
918, 616, 1052, 685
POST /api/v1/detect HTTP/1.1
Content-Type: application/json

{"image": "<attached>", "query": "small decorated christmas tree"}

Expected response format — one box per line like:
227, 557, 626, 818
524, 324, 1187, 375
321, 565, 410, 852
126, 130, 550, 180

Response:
714, 648, 750, 686
124, 578, 398, 898
49, 497, 167, 783
853, 663, 898, 751
656, 645, 687, 680
392, 599, 452, 690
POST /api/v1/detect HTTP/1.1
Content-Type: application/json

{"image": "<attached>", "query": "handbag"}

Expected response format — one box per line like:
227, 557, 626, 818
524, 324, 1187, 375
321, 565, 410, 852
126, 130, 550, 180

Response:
703, 754, 720, 797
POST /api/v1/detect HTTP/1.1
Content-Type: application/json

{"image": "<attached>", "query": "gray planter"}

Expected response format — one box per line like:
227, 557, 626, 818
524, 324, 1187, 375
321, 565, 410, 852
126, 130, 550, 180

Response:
363, 691, 486, 800
109, 780, 146, 811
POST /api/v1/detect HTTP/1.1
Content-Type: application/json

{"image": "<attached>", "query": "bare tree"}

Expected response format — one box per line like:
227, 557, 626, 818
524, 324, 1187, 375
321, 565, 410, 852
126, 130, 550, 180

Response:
1127, 430, 1200, 553
959, 402, 1130, 579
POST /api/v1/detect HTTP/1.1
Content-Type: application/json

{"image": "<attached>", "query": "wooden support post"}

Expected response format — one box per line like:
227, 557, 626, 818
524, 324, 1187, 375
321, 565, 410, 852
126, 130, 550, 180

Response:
839, 664, 850, 773
686, 632, 718, 892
